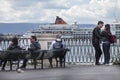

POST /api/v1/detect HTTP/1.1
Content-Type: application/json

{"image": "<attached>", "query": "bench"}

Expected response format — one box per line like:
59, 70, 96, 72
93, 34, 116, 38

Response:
51, 48, 69, 68
22, 48, 69, 69
0, 48, 69, 70
43, 48, 69, 68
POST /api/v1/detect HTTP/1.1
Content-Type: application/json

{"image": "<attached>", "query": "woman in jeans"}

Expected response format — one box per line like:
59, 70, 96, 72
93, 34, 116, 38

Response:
101, 24, 112, 65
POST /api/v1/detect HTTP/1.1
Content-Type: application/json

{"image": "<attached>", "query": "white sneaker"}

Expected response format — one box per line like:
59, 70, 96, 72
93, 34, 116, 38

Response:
17, 69, 24, 73
104, 63, 112, 66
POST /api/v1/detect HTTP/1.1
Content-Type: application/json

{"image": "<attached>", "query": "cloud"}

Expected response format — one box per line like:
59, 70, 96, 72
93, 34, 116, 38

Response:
0, 0, 119, 23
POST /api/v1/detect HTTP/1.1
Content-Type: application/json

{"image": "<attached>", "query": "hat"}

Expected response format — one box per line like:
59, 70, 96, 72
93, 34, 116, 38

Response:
56, 38, 62, 42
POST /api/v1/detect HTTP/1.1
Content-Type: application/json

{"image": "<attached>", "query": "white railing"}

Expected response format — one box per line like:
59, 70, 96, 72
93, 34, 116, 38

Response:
0, 37, 120, 63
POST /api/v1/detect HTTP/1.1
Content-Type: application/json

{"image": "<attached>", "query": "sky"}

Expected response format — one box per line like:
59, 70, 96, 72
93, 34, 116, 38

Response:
0, 0, 120, 24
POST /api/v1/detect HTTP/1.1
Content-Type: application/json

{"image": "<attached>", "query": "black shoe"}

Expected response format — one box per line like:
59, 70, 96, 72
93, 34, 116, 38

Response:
103, 63, 106, 65
1, 68, 5, 71
49, 64, 53, 68
95, 63, 101, 65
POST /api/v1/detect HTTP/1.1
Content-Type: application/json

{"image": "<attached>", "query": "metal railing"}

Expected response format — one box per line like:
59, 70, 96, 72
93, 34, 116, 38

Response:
0, 38, 30, 50
0, 37, 120, 63
63, 37, 120, 63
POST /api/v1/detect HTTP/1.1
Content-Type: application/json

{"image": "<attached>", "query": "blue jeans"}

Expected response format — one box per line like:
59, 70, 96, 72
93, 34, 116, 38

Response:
102, 42, 110, 64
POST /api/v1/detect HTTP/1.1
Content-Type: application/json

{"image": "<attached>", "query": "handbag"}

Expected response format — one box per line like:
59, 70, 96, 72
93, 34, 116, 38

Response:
110, 35, 117, 44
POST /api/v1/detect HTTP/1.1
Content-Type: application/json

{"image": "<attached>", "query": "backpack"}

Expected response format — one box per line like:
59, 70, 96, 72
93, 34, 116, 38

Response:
110, 35, 117, 44
53, 41, 63, 49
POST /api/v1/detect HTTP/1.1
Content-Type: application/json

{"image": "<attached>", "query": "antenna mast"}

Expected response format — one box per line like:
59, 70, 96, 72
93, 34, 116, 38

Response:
114, 0, 119, 22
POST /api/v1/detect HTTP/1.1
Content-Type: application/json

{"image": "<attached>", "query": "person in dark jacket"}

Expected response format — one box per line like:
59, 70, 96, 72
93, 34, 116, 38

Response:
49, 34, 65, 67
20, 36, 41, 69
1, 37, 23, 72
92, 21, 104, 65
101, 24, 112, 65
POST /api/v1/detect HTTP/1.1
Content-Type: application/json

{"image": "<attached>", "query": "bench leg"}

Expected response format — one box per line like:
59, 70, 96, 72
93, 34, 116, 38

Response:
17, 60, 20, 69
55, 58, 58, 68
34, 59, 37, 69
63, 58, 65, 68
10, 60, 12, 71
41, 59, 43, 69
59, 58, 63, 68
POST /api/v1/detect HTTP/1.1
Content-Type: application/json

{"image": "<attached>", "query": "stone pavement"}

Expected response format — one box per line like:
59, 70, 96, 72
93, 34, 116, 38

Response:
0, 65, 120, 80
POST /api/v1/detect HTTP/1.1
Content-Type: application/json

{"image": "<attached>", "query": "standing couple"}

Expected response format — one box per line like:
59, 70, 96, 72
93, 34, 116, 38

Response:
92, 21, 112, 65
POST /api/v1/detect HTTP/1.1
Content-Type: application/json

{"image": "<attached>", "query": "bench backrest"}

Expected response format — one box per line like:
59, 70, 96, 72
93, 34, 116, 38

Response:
0, 50, 29, 60
27, 49, 45, 60
52, 48, 69, 58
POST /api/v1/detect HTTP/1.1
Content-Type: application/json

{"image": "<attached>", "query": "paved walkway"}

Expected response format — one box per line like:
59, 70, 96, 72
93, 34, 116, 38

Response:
0, 65, 120, 80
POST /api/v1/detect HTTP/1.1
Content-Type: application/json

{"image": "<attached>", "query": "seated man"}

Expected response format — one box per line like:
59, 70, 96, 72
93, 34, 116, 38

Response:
49, 34, 65, 67
20, 36, 41, 69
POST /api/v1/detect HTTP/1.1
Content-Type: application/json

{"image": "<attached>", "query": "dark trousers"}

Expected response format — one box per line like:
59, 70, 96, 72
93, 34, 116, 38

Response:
102, 43, 110, 64
55, 57, 63, 67
49, 57, 63, 68
0, 60, 7, 70
0, 60, 2, 66
49, 58, 53, 68
93, 44, 102, 64
21, 59, 28, 68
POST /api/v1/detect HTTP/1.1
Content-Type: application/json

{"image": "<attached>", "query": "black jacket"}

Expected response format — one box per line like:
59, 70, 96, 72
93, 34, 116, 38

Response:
7, 44, 21, 50
101, 31, 111, 42
92, 27, 102, 46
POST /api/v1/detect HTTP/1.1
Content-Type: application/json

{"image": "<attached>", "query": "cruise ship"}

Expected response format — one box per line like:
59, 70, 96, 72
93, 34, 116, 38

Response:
21, 16, 120, 49
21, 16, 96, 49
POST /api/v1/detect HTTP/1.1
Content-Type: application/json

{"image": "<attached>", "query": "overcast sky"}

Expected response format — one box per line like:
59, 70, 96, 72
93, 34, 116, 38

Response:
0, 0, 120, 24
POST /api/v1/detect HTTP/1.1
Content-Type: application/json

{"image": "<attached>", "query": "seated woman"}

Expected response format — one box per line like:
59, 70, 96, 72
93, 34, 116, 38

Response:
1, 37, 24, 72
